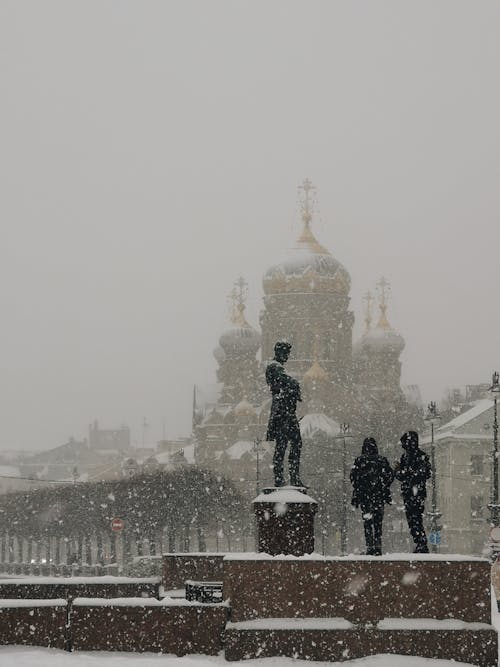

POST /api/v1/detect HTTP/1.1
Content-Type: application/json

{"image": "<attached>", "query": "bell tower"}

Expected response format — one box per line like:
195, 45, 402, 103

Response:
260, 180, 354, 421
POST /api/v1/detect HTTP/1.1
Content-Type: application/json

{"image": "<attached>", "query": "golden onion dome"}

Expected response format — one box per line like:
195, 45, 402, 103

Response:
357, 295, 404, 357
362, 319, 405, 355
263, 181, 350, 296
219, 306, 261, 358
303, 360, 329, 384
354, 279, 405, 357
219, 278, 261, 358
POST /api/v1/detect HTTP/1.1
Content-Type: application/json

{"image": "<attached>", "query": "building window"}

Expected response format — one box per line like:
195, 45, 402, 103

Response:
471, 496, 485, 522
470, 455, 484, 476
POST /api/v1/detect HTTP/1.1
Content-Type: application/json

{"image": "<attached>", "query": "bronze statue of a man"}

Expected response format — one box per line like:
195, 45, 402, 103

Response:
266, 341, 305, 488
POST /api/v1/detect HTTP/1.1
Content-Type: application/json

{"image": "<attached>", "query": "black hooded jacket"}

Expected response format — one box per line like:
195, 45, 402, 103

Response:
350, 438, 394, 511
395, 431, 431, 502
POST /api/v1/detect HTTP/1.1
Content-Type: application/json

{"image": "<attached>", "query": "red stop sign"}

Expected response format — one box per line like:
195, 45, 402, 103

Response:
111, 518, 124, 532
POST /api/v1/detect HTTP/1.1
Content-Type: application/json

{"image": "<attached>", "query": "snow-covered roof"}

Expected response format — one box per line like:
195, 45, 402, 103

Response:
266, 250, 339, 277
201, 405, 233, 425
440, 398, 492, 431
152, 443, 195, 466
0, 465, 21, 478
153, 451, 171, 465
226, 440, 254, 460
182, 443, 195, 464
300, 413, 340, 439
421, 398, 494, 444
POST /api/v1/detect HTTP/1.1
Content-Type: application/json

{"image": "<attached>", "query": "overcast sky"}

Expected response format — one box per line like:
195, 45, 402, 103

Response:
1, 1, 500, 451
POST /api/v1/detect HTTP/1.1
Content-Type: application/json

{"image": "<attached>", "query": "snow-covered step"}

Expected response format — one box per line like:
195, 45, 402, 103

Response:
224, 618, 498, 665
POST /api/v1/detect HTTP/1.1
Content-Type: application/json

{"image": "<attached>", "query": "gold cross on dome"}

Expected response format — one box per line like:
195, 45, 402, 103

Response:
363, 290, 373, 333
234, 276, 248, 308
298, 178, 316, 224
377, 276, 390, 309
376, 276, 392, 330
228, 277, 248, 325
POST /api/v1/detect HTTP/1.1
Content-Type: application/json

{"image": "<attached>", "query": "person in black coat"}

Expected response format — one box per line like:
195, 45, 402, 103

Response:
350, 437, 394, 556
265, 340, 304, 487
395, 430, 432, 553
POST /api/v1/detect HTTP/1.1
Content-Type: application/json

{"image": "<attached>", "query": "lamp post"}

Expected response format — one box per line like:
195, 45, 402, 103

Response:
424, 401, 441, 553
488, 372, 500, 529
337, 423, 350, 557
252, 437, 263, 497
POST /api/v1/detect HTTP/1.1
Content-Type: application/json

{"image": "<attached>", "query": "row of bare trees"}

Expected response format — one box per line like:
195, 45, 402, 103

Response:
0, 467, 247, 570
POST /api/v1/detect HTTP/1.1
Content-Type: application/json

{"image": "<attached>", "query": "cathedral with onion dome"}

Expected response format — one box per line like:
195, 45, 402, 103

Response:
193, 180, 422, 497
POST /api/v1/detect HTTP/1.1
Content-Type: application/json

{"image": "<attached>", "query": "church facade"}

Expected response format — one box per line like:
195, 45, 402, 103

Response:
193, 180, 421, 504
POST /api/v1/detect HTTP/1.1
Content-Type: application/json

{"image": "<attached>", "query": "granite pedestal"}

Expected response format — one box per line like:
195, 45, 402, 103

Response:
252, 487, 317, 556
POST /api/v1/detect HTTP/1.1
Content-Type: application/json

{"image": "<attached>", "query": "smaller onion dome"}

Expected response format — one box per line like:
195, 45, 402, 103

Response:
263, 180, 351, 296
142, 456, 159, 470
219, 322, 261, 357
362, 326, 405, 355
300, 413, 340, 440
234, 398, 257, 419
303, 360, 329, 385
354, 279, 405, 356
359, 302, 405, 355
219, 298, 261, 358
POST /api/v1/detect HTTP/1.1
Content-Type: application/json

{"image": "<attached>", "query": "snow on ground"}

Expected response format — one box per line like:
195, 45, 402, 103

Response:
0, 648, 477, 667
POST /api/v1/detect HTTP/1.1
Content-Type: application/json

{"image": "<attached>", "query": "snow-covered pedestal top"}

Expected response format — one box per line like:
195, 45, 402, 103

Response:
253, 487, 317, 504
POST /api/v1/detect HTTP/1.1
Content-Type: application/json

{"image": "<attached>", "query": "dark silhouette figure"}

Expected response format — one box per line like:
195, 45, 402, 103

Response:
350, 437, 394, 556
395, 430, 431, 553
266, 341, 304, 487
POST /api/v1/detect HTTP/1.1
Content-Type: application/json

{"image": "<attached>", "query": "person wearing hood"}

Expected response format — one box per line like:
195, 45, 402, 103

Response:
395, 430, 432, 553
350, 437, 394, 556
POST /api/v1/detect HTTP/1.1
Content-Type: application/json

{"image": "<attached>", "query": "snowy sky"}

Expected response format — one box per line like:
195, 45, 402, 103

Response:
1, 1, 500, 451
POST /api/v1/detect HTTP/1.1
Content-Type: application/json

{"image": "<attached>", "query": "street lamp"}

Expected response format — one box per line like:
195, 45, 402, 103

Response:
488, 372, 500, 528
337, 423, 350, 557
252, 437, 263, 497
424, 401, 441, 553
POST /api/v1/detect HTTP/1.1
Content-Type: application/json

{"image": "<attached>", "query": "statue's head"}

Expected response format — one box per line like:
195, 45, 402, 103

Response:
274, 340, 292, 363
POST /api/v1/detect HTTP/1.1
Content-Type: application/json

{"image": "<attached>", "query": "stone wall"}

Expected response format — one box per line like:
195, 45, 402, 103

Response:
0, 576, 160, 600
224, 555, 492, 624
0, 600, 67, 649
224, 624, 497, 666
70, 599, 228, 654
223, 554, 497, 666
0, 554, 496, 665
163, 553, 225, 590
